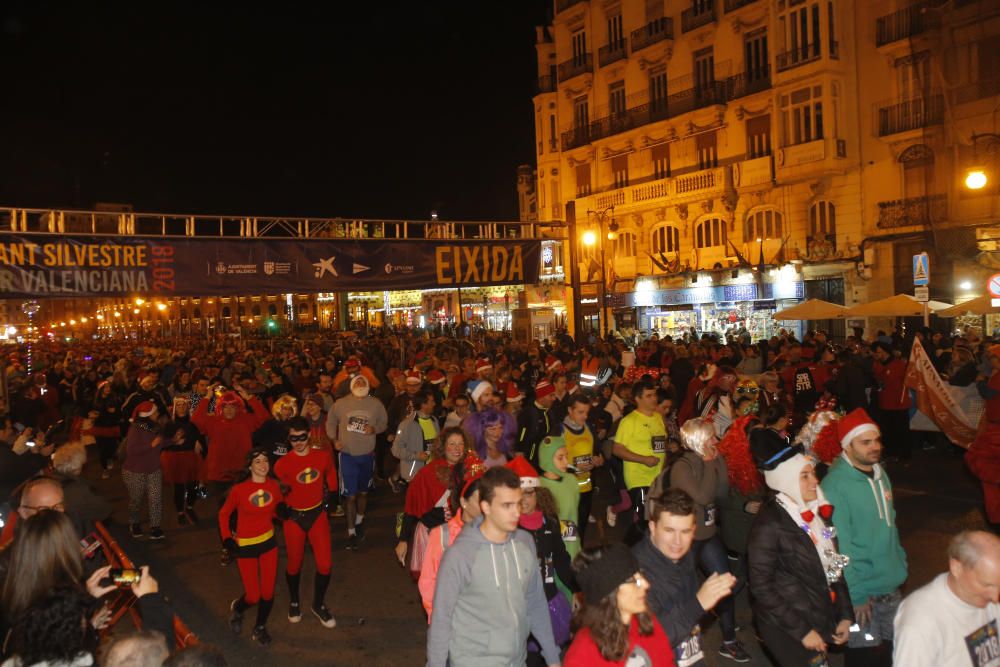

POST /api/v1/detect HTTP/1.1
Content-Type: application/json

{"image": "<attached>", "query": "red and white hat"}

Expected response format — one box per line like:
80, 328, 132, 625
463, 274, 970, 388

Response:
132, 400, 157, 419
427, 370, 446, 385
545, 355, 562, 372
507, 456, 539, 488
405, 370, 423, 385
534, 378, 555, 400
837, 408, 880, 449
504, 382, 525, 403
469, 380, 492, 405
475, 358, 493, 374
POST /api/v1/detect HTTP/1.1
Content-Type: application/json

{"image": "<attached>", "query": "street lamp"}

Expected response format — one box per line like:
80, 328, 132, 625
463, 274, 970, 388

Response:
964, 133, 1000, 191
585, 206, 615, 339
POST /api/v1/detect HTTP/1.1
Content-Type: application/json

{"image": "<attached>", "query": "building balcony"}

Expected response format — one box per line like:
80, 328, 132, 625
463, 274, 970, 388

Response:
726, 67, 771, 99
776, 42, 822, 72
557, 54, 593, 83
682, 2, 717, 33
631, 17, 674, 53
556, 0, 588, 13
876, 95, 944, 136
876, 194, 947, 229
724, 0, 758, 10
598, 40, 627, 67
578, 166, 732, 214
732, 155, 774, 189
536, 75, 556, 94
875, 1, 942, 47
667, 81, 728, 117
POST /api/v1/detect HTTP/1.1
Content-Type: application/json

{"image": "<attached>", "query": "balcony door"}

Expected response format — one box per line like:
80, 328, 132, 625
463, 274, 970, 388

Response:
745, 28, 769, 82
694, 48, 715, 100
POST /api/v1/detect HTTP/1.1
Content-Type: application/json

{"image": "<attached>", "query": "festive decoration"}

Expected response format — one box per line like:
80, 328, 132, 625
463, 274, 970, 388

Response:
623, 366, 662, 382
800, 510, 815, 523
818, 504, 834, 521
794, 411, 842, 465
20, 300, 39, 375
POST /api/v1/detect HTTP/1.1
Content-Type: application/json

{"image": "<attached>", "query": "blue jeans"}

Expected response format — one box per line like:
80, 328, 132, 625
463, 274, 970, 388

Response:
692, 534, 737, 642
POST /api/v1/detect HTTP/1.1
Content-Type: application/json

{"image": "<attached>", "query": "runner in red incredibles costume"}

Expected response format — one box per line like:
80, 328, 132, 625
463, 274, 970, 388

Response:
219, 447, 283, 647
273, 416, 338, 629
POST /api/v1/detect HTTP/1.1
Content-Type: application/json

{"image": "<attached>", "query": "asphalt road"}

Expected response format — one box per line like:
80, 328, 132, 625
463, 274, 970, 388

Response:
89, 440, 986, 666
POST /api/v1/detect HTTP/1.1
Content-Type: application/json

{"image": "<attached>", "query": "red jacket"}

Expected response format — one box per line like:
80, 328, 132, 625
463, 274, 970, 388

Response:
875, 358, 911, 411
565, 616, 676, 666
192, 396, 269, 481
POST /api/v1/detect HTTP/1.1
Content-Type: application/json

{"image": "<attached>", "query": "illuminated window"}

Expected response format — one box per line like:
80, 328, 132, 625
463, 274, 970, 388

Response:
651, 225, 680, 253
695, 218, 727, 248
745, 209, 784, 241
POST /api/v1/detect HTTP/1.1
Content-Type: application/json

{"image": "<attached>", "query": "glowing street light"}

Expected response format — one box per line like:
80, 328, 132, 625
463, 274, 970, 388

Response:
582, 230, 597, 246
135, 297, 145, 306
960, 281, 973, 290
133, 308, 140, 315
156, 303, 167, 311
966, 168, 988, 190
114, 311, 122, 318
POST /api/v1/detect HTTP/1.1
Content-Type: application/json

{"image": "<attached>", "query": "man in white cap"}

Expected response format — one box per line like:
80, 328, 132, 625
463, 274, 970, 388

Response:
821, 408, 907, 666
894, 530, 1000, 667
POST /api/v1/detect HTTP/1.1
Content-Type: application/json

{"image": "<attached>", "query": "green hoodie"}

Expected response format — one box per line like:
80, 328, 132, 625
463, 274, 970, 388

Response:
821, 454, 908, 605
537, 434, 581, 559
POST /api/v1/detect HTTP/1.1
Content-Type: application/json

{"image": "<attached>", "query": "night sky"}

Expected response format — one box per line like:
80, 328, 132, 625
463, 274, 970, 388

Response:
0, 2, 550, 221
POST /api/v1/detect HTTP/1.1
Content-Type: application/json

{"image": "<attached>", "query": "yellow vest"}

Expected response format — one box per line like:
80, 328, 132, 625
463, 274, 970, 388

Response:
563, 423, 595, 493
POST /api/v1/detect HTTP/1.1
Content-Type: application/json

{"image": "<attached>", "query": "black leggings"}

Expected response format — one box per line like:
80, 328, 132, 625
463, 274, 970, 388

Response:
758, 619, 824, 667
98, 437, 118, 469
172, 482, 199, 512
577, 490, 593, 543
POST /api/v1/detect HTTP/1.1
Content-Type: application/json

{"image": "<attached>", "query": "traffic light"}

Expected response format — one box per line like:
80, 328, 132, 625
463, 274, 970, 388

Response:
267, 319, 277, 330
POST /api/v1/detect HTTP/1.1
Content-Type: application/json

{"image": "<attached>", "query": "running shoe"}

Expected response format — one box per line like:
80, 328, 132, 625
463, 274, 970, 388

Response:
719, 640, 751, 663
330, 504, 345, 517
312, 605, 337, 628
129, 523, 143, 538
251, 625, 272, 647
288, 602, 302, 623
388, 476, 403, 494
228, 599, 243, 635
149, 527, 165, 541
355, 521, 366, 541
345, 534, 358, 551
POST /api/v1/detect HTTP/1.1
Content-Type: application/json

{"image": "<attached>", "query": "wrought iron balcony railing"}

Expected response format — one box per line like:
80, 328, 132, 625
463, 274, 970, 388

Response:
876, 95, 944, 136
682, 2, 717, 33
876, 194, 947, 229
876, 1, 942, 47
776, 42, 822, 71
557, 54, 593, 82
598, 40, 627, 67
631, 17, 674, 52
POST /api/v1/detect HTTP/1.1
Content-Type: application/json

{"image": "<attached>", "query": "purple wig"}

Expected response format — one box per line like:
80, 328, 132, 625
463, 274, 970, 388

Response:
463, 408, 516, 461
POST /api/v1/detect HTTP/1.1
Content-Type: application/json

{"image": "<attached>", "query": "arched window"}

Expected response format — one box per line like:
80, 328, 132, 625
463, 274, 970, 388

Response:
193, 307, 201, 319
900, 144, 934, 199
252, 305, 262, 317
221, 306, 232, 319
745, 209, 784, 241
695, 218, 727, 249
612, 232, 636, 258
651, 225, 680, 254
810, 201, 836, 241
180, 309, 188, 320
268, 304, 278, 316
298, 302, 309, 315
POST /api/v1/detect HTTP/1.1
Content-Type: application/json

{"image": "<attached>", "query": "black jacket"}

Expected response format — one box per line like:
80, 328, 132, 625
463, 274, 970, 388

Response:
516, 401, 551, 467
632, 535, 706, 663
748, 498, 854, 643
830, 360, 870, 413
518, 516, 577, 601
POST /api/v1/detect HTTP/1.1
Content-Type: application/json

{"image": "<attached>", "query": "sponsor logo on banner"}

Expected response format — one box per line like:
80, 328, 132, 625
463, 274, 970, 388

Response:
312, 256, 338, 278
263, 261, 292, 276
384, 263, 414, 275
215, 261, 227, 275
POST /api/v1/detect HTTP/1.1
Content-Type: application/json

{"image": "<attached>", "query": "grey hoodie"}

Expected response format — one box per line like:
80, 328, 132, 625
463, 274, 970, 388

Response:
427, 516, 559, 667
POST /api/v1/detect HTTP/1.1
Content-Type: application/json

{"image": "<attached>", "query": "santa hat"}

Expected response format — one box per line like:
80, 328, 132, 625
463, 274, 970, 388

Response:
405, 370, 423, 385
345, 358, 361, 371
534, 378, 555, 400
507, 456, 539, 488
217, 392, 242, 408
427, 370, 446, 385
545, 355, 562, 372
504, 382, 525, 403
837, 408, 879, 449
132, 400, 157, 419
475, 358, 493, 374
469, 380, 492, 405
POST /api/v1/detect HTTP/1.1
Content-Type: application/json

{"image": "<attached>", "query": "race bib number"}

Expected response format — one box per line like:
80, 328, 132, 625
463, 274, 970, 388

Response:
347, 415, 369, 434
966, 619, 1000, 667
704, 503, 717, 527
573, 454, 592, 469
543, 554, 554, 584
651, 435, 667, 454
675, 627, 704, 667
560, 520, 579, 542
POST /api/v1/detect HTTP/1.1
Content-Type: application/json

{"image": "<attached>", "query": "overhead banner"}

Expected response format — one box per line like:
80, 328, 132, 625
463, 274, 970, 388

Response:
0, 234, 541, 297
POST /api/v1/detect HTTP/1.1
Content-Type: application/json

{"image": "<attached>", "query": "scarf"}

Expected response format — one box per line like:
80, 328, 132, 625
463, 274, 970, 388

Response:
775, 491, 849, 585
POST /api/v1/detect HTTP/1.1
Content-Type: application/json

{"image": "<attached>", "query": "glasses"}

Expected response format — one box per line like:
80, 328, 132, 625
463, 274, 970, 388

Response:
288, 433, 309, 442
21, 503, 65, 515
622, 571, 647, 589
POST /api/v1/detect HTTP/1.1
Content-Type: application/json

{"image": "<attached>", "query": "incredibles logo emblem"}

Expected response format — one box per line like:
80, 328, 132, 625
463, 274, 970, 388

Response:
249, 489, 273, 508
296, 468, 320, 484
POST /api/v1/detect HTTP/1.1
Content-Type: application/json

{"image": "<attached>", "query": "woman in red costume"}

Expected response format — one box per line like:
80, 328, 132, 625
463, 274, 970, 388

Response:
966, 345, 1000, 528
393, 426, 480, 580
219, 448, 283, 647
